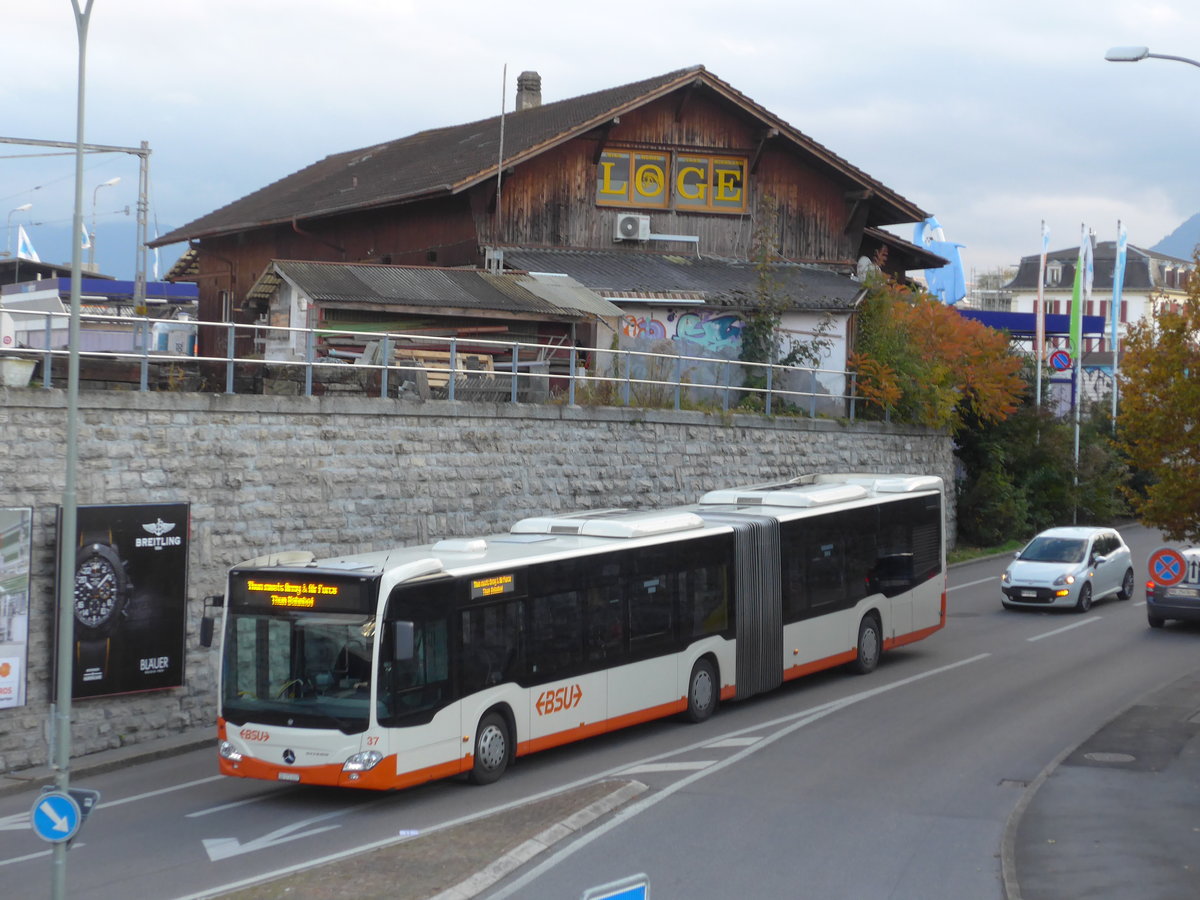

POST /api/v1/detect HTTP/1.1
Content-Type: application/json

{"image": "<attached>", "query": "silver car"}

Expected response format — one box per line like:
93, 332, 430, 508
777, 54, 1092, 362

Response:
1146, 548, 1200, 628
1001, 526, 1135, 612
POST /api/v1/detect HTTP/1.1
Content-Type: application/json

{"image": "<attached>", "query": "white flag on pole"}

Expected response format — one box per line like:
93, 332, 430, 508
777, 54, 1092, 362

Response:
81, 221, 91, 250
16, 225, 40, 262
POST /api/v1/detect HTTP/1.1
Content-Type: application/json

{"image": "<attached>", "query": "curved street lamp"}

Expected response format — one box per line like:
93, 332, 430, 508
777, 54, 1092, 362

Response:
6, 202, 32, 256
1105, 46, 1200, 69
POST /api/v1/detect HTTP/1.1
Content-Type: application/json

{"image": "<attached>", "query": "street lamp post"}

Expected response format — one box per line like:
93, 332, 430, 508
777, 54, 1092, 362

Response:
1105, 46, 1200, 69
89, 176, 120, 270
6, 202, 32, 256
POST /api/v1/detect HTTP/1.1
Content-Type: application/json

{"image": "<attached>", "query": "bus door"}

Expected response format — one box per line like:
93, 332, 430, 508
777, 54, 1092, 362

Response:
525, 572, 607, 744
379, 580, 461, 779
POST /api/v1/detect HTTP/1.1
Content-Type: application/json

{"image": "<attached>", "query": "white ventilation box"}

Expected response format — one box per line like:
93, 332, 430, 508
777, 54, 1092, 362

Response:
614, 214, 651, 242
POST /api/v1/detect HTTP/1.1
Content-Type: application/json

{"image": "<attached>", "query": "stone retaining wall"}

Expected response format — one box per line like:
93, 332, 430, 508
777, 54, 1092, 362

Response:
0, 388, 954, 773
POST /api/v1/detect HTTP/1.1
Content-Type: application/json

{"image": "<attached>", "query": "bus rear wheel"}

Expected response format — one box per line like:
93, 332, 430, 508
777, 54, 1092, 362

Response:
470, 712, 510, 785
852, 615, 881, 675
686, 658, 718, 723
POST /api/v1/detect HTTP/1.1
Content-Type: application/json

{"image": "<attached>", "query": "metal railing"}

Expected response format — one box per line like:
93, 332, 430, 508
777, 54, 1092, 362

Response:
0, 309, 864, 420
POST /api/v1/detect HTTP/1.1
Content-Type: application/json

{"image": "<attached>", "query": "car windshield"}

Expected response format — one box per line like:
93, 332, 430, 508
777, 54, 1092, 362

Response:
1021, 537, 1087, 564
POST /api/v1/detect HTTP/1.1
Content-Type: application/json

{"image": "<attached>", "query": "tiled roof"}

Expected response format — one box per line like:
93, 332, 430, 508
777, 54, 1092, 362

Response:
154, 66, 926, 246
502, 248, 865, 312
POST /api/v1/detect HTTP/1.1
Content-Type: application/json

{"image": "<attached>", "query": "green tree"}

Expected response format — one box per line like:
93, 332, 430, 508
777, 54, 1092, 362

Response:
1116, 269, 1200, 541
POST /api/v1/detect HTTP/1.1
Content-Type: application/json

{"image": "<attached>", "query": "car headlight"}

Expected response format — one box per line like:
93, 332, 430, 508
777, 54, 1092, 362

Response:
218, 740, 243, 763
1053, 573, 1076, 586
1001, 570, 1010, 584
343, 750, 383, 772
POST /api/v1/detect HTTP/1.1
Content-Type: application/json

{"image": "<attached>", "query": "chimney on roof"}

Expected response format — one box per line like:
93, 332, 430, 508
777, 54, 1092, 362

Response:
515, 71, 542, 111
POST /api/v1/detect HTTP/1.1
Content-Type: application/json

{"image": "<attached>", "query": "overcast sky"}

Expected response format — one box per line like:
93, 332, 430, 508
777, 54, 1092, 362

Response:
3, 0, 1199, 282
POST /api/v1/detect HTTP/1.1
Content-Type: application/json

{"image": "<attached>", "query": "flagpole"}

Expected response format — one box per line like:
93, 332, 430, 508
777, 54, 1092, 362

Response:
1035, 221, 1048, 411
1110, 221, 1127, 432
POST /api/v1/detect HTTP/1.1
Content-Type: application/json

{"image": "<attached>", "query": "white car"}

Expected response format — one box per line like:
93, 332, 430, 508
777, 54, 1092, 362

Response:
1001, 526, 1135, 612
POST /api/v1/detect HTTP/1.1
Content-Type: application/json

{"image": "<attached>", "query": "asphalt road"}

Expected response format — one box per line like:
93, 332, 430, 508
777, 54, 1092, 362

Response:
2, 523, 1194, 900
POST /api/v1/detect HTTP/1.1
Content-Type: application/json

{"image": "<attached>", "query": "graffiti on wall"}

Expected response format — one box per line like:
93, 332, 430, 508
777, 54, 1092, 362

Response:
620, 310, 743, 352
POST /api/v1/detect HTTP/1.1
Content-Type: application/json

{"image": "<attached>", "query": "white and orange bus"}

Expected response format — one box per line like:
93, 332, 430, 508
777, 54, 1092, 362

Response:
203, 472, 945, 790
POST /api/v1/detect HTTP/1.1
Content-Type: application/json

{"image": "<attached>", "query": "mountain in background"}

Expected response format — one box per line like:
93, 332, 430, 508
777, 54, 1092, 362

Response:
1151, 213, 1200, 261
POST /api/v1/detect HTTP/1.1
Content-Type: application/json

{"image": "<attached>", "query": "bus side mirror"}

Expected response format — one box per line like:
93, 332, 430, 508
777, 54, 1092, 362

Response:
392, 621, 414, 662
199, 594, 224, 648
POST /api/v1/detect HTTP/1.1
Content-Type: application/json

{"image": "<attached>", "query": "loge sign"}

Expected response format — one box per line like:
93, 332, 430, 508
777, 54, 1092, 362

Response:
597, 150, 747, 213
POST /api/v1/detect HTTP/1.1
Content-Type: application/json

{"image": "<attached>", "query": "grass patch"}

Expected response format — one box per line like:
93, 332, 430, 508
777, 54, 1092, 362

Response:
948, 539, 1023, 566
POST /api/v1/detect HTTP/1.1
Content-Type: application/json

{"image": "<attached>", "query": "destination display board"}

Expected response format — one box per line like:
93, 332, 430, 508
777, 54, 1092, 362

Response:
228, 569, 379, 615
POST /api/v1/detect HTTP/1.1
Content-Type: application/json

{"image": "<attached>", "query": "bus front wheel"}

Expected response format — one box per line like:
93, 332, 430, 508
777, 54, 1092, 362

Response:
470, 712, 510, 785
686, 658, 718, 723
852, 615, 881, 675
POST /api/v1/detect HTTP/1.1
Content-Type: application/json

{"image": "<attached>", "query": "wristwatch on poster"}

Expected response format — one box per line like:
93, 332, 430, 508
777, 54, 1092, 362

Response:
74, 528, 132, 681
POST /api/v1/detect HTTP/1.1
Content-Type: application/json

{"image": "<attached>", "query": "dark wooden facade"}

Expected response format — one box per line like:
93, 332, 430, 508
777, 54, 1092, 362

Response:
162, 67, 932, 355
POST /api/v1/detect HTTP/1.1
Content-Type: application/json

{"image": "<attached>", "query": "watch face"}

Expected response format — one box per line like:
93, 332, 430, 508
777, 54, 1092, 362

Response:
75, 547, 124, 628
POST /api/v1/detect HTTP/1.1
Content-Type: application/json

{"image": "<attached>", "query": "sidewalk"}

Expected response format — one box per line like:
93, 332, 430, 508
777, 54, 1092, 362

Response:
1002, 668, 1200, 899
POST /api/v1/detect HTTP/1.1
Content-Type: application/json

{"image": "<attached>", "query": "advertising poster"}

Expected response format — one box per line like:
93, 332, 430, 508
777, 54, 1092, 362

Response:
0, 507, 33, 710
56, 502, 190, 700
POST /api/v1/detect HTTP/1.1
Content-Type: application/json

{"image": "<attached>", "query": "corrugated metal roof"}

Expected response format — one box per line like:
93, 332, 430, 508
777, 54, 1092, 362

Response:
253, 261, 616, 320
503, 249, 865, 312
153, 66, 927, 247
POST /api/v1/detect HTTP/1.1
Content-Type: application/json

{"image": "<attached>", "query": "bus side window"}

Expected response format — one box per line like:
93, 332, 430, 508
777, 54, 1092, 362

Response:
460, 600, 523, 694
528, 590, 584, 680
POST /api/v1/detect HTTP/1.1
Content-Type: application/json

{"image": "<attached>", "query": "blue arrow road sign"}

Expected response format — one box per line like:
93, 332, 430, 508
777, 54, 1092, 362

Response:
31, 791, 82, 843
582, 874, 649, 900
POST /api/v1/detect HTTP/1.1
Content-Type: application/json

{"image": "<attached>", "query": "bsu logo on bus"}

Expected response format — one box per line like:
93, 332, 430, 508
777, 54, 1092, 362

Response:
535, 683, 583, 716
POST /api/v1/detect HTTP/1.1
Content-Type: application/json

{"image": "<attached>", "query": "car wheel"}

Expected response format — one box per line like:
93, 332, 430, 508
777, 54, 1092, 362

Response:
685, 658, 718, 723
1075, 582, 1093, 613
1117, 568, 1135, 601
1148, 614, 1165, 629
469, 712, 510, 785
851, 614, 882, 674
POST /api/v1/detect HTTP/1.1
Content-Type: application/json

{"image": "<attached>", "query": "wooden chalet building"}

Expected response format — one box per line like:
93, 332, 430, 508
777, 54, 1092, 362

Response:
154, 66, 943, 384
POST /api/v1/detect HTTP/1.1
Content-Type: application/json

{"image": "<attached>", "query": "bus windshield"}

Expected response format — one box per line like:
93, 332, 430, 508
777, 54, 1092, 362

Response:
220, 609, 378, 734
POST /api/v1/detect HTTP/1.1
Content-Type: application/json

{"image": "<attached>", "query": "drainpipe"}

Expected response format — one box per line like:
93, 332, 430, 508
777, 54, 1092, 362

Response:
291, 218, 346, 257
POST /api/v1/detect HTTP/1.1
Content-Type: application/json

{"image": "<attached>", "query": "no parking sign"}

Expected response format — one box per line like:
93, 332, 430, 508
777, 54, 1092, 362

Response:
1148, 547, 1187, 587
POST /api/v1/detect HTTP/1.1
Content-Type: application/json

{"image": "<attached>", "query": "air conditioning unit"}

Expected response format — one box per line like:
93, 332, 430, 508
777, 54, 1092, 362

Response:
614, 214, 651, 242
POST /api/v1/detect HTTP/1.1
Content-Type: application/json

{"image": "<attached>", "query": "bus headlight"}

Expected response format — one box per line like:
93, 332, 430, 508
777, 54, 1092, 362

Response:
343, 750, 383, 772
218, 741, 243, 762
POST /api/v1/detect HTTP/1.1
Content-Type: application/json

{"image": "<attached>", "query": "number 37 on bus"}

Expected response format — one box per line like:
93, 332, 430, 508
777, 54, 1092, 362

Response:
200, 473, 947, 790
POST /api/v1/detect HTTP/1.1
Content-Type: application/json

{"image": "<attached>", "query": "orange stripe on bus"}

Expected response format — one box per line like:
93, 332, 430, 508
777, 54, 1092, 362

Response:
515, 698, 688, 757
782, 649, 857, 681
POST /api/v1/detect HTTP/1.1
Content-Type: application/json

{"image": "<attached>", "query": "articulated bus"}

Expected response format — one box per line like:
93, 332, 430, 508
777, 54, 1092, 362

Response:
203, 472, 946, 790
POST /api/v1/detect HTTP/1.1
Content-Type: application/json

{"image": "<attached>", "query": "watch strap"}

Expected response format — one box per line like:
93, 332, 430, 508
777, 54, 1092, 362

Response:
76, 637, 110, 683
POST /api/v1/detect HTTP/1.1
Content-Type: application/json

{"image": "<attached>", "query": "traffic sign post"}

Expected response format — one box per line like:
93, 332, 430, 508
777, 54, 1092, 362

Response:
1149, 547, 1188, 587
31, 792, 82, 844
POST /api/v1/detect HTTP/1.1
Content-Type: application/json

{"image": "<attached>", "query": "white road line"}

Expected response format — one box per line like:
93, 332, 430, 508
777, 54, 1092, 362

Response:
488, 653, 992, 899
704, 737, 761, 748
173, 654, 991, 900
948, 576, 998, 592
0, 844, 85, 868
100, 775, 224, 809
187, 795, 273, 818
1027, 616, 1102, 642
619, 761, 714, 775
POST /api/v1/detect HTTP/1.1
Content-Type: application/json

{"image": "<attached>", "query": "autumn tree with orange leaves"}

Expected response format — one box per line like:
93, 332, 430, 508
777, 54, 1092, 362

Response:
850, 268, 1024, 431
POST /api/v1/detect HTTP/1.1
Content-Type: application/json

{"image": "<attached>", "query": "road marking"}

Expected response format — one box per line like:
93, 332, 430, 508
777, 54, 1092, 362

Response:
101, 775, 224, 809
1027, 617, 1101, 642
187, 794, 274, 818
172, 655, 991, 900
0, 844, 85, 869
202, 810, 347, 861
488, 653, 992, 899
704, 737, 761, 748
0, 811, 29, 831
619, 761, 714, 775
948, 576, 997, 592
